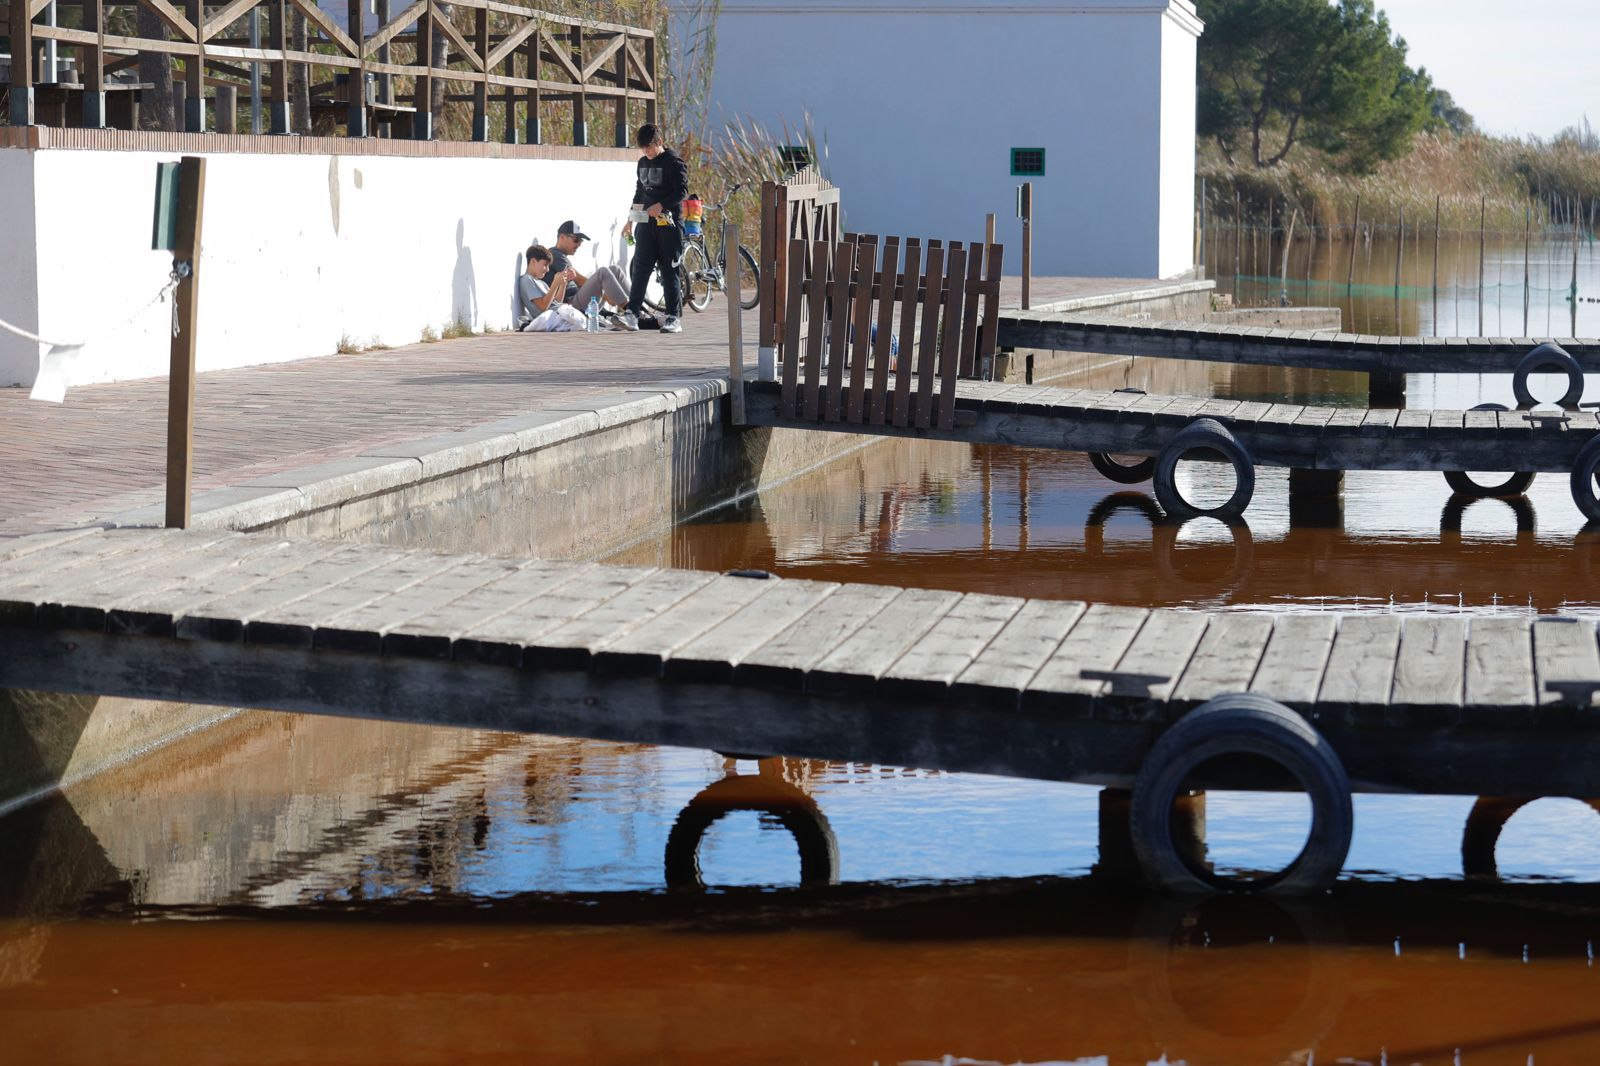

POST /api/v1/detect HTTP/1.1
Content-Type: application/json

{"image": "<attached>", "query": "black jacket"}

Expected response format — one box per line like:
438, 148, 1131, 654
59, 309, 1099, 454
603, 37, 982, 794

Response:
632, 149, 689, 220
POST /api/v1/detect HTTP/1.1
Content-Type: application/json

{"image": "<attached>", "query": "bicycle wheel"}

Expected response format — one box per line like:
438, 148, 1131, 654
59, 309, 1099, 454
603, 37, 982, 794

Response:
681, 242, 712, 313
737, 244, 761, 309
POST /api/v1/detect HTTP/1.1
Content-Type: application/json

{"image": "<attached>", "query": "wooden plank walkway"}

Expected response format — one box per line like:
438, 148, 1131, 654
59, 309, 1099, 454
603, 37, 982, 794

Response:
743, 379, 1600, 473
3, 527, 1600, 798
997, 310, 1600, 373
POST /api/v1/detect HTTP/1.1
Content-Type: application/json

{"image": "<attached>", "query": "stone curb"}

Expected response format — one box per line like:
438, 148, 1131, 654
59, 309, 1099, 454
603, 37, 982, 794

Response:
100, 377, 730, 534
1027, 279, 1216, 315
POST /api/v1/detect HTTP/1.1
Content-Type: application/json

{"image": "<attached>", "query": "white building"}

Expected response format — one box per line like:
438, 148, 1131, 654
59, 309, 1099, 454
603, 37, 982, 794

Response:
703, 0, 1203, 280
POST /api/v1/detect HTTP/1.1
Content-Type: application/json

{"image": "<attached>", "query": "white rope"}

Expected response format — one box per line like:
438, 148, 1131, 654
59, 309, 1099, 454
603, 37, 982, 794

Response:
1, 271, 183, 351
8, 269, 186, 402
0, 314, 84, 350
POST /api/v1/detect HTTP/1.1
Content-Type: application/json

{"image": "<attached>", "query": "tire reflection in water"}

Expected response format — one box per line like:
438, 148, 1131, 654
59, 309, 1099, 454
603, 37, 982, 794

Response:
664, 757, 840, 889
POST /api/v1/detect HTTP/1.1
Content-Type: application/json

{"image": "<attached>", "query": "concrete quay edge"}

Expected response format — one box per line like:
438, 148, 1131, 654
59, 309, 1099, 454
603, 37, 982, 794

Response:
101, 380, 732, 534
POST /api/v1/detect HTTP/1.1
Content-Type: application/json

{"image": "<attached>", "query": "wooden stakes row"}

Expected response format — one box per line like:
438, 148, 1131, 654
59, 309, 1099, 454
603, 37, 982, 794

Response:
775, 234, 1003, 431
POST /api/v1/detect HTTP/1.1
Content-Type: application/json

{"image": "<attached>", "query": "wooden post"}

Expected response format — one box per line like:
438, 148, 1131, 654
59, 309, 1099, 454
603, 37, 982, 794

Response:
984, 212, 996, 249
414, 1, 434, 139
643, 34, 656, 128
471, 7, 488, 140
525, 30, 541, 144
1394, 205, 1404, 300
1020, 180, 1033, 310
166, 156, 206, 530
1524, 203, 1531, 334
1573, 211, 1582, 337
269, 0, 290, 133
9, 0, 35, 125
1478, 195, 1486, 336
1266, 197, 1274, 289
214, 83, 237, 133
1347, 194, 1360, 292
1234, 189, 1242, 283
1432, 194, 1440, 335
377, 0, 392, 106
613, 31, 629, 147
81, 0, 107, 127
347, 0, 368, 137
1279, 205, 1297, 305
726, 223, 746, 424
757, 182, 778, 381
184, 0, 205, 131
570, 24, 586, 146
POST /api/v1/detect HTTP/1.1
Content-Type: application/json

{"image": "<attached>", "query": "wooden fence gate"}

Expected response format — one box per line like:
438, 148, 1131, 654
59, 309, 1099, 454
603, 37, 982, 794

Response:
756, 167, 841, 371
755, 173, 1004, 431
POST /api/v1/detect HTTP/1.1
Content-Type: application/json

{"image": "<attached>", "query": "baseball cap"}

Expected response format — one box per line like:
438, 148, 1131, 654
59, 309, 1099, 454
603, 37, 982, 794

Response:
557, 220, 591, 241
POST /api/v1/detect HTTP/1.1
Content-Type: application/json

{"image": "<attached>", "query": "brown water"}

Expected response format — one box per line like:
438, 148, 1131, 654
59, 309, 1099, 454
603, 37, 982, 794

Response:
8, 358, 1600, 1062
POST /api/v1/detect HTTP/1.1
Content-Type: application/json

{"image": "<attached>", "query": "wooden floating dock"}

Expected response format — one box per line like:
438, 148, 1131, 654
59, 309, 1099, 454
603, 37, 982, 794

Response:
742, 379, 1600, 473
996, 311, 1600, 374
3, 527, 1599, 799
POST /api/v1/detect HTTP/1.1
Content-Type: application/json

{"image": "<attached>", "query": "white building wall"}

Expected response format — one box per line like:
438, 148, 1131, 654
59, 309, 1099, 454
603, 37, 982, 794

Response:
2, 148, 637, 389
704, 0, 1201, 280
1158, 8, 1200, 278
0, 151, 40, 384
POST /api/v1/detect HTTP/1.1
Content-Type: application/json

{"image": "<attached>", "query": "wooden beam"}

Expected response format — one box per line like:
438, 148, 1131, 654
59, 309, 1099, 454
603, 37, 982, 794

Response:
284, 0, 357, 56
360, 0, 423, 58
483, 14, 538, 71
135, 0, 198, 43
206, 42, 360, 69
579, 32, 624, 84
538, 25, 580, 83
202, 0, 264, 42
624, 38, 653, 91
428, 2, 483, 71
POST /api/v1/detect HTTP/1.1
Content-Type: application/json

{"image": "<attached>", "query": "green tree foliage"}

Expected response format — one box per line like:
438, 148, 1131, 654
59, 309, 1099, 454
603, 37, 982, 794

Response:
1426, 88, 1477, 137
1197, 0, 1436, 172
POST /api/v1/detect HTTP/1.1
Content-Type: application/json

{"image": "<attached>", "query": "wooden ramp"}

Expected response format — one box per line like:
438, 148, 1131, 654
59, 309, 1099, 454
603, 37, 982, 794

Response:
3, 527, 1600, 799
997, 310, 1600, 374
743, 379, 1600, 474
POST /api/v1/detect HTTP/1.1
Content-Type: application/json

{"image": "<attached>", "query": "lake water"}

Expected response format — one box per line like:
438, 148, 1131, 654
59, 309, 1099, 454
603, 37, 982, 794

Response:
7, 339, 1600, 1061
1205, 227, 1600, 338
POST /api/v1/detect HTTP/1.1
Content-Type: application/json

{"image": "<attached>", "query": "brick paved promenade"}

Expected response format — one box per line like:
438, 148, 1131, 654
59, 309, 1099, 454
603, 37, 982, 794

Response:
0, 277, 1169, 537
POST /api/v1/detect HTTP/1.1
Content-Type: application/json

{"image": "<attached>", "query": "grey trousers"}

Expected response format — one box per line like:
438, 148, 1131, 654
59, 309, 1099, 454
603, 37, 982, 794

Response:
572, 265, 630, 308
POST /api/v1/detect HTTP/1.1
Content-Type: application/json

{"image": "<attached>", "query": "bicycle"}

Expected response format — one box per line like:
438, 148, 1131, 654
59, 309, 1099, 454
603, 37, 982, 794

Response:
678, 185, 761, 314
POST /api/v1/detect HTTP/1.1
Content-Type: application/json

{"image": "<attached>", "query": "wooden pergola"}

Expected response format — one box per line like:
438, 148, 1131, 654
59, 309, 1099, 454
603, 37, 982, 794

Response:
3, 0, 656, 142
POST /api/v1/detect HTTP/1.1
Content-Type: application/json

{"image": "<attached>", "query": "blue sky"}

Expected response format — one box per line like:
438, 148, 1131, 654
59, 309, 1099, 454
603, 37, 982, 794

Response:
1374, 0, 1597, 138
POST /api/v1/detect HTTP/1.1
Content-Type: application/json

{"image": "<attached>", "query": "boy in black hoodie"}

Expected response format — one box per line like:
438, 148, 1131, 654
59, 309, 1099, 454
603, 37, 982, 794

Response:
617, 123, 689, 333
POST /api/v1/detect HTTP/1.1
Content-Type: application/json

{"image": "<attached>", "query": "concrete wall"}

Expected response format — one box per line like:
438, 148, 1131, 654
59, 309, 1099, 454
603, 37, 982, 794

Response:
705, 0, 1203, 279
1, 144, 637, 389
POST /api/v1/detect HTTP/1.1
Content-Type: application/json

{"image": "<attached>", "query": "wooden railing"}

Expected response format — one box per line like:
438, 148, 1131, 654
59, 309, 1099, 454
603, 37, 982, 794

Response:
768, 229, 1003, 431
4, 0, 655, 143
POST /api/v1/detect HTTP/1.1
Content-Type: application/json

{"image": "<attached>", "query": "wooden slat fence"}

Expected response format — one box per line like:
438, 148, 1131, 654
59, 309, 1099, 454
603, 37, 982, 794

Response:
772, 229, 1003, 431
757, 166, 842, 368
5, 0, 654, 142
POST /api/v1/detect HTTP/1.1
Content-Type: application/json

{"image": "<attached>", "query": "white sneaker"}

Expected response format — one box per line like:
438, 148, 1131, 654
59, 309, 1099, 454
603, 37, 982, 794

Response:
661, 315, 682, 334
607, 313, 631, 331
615, 311, 640, 332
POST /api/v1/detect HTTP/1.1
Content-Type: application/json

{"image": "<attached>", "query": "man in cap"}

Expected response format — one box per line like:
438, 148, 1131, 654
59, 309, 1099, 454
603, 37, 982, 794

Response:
545, 219, 629, 317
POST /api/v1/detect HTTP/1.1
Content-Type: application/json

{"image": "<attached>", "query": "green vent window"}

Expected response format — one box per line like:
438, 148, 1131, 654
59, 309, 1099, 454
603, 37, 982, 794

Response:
1010, 147, 1046, 177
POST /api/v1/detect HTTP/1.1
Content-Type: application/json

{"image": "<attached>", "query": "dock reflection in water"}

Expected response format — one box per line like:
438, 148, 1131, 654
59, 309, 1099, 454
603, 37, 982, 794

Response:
5, 728, 1600, 1062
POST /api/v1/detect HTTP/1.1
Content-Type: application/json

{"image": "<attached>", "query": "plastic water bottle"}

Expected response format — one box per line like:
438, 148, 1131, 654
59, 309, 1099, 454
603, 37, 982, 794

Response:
587, 297, 600, 333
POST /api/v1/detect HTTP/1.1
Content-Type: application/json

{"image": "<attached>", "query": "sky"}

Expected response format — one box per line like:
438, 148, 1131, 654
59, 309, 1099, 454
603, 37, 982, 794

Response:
1371, 0, 1598, 138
